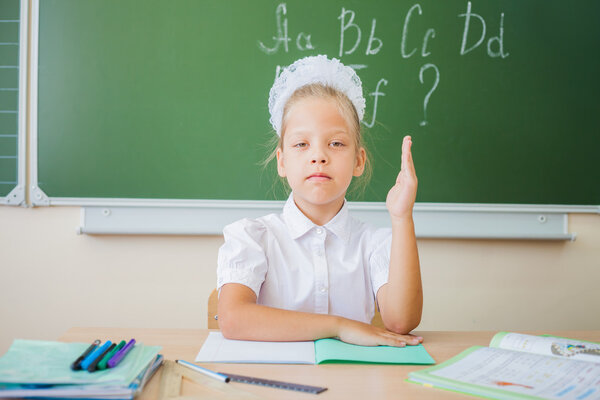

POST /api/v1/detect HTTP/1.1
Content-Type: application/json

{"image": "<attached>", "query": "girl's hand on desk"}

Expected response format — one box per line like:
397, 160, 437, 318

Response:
386, 135, 418, 223
336, 318, 423, 347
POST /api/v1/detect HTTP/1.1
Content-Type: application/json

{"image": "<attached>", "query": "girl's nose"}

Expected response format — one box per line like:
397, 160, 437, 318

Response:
311, 155, 327, 164
310, 144, 328, 164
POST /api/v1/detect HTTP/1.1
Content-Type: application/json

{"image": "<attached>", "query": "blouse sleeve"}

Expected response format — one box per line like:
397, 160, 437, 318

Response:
368, 227, 392, 298
217, 218, 268, 298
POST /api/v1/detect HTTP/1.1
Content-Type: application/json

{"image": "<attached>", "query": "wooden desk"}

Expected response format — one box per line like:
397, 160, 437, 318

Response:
59, 328, 600, 400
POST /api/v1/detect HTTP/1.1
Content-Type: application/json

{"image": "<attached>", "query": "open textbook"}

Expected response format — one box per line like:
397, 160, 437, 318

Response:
409, 332, 600, 400
196, 332, 434, 365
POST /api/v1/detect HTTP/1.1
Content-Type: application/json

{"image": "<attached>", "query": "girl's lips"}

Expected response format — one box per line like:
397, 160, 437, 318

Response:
307, 174, 331, 181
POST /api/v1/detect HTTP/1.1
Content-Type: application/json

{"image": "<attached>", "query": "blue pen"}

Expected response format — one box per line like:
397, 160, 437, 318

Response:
80, 340, 112, 371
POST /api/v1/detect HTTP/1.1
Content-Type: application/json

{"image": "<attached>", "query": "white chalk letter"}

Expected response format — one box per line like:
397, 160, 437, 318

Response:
401, 4, 422, 58
458, 1, 486, 56
363, 79, 388, 128
296, 32, 315, 51
422, 28, 435, 57
366, 19, 383, 55
338, 7, 362, 57
258, 3, 291, 54
487, 12, 509, 58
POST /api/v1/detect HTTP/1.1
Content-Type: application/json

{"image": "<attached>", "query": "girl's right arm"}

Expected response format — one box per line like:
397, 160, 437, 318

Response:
217, 283, 422, 347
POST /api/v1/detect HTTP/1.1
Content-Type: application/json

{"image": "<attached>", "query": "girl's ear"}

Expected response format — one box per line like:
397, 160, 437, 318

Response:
353, 147, 366, 177
276, 147, 286, 177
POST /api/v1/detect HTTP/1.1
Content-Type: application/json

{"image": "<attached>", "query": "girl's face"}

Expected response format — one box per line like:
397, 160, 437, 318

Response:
276, 96, 366, 211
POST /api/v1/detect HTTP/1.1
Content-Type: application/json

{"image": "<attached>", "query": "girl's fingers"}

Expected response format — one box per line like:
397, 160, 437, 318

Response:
401, 136, 411, 171
405, 336, 422, 345
379, 332, 422, 347
379, 335, 406, 347
405, 138, 416, 175
403, 333, 423, 342
397, 136, 412, 183
392, 334, 420, 345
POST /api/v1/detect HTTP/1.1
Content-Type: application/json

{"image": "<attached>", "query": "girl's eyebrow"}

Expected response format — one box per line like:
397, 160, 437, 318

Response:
286, 127, 349, 136
328, 129, 350, 135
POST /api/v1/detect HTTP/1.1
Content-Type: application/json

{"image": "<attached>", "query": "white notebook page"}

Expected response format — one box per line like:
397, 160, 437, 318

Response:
195, 332, 315, 364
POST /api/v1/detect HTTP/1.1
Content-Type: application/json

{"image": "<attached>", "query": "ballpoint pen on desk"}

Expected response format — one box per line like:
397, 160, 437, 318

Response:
176, 360, 230, 383
88, 342, 115, 372
107, 338, 136, 368
97, 340, 126, 370
70, 339, 101, 370
80, 340, 112, 371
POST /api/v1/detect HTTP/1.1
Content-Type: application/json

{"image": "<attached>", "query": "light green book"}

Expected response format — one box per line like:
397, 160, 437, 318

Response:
196, 332, 435, 365
0, 339, 161, 386
408, 332, 600, 400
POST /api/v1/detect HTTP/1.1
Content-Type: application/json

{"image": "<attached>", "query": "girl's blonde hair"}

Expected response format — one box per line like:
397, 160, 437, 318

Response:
262, 83, 372, 199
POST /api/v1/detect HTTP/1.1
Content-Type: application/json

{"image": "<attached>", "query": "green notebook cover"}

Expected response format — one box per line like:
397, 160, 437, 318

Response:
315, 338, 435, 365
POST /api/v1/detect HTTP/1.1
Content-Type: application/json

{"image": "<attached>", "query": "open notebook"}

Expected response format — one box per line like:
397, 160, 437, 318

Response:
408, 332, 600, 400
196, 332, 434, 365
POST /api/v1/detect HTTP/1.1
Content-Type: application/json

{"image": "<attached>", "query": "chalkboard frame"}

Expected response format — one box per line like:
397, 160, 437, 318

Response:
0, 0, 26, 206
76, 202, 596, 240
27, 0, 599, 238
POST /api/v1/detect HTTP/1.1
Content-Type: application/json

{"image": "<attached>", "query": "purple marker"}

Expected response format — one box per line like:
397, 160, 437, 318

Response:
107, 338, 136, 368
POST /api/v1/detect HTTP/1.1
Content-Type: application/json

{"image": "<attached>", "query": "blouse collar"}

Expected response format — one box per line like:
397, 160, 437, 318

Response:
282, 192, 352, 243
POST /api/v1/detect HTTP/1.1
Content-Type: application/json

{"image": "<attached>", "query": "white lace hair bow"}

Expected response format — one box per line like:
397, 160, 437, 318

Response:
268, 54, 366, 136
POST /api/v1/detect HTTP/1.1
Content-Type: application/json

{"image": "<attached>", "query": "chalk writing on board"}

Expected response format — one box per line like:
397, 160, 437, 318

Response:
338, 8, 361, 57
459, 1, 509, 58
258, 3, 314, 54
259, 2, 509, 127
338, 8, 383, 57
419, 64, 440, 126
363, 78, 388, 129
402, 4, 435, 59
296, 32, 314, 51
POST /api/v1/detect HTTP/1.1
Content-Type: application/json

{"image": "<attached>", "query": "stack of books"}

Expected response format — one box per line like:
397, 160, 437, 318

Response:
0, 339, 162, 399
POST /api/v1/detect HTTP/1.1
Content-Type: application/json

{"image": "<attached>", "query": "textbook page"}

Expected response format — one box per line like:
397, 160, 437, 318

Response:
419, 346, 600, 400
195, 332, 315, 364
490, 332, 600, 364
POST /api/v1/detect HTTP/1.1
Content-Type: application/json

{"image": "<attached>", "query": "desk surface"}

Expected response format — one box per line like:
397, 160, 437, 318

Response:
59, 328, 600, 400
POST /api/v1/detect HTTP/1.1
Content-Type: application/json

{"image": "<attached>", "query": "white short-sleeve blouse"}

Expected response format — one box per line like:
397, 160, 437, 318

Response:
217, 193, 392, 324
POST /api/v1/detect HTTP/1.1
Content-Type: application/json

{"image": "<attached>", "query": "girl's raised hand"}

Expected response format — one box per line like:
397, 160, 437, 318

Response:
386, 136, 418, 222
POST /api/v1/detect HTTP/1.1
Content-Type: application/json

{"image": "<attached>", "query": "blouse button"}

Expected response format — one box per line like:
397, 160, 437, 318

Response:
316, 228, 323, 235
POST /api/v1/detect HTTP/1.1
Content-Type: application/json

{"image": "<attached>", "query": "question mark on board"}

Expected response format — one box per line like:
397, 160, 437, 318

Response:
419, 63, 440, 126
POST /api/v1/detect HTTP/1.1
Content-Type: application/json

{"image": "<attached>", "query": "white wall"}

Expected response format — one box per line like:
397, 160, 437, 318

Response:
1, 206, 598, 355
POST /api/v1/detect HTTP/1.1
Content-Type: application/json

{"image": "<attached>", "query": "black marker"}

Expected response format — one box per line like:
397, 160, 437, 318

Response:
88, 343, 116, 372
70, 339, 101, 370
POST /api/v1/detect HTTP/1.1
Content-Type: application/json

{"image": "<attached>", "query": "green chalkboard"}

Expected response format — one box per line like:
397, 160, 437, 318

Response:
36, 0, 600, 205
0, 0, 20, 198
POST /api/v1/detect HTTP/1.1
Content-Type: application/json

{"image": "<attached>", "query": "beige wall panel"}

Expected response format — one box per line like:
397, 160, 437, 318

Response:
0, 207, 598, 355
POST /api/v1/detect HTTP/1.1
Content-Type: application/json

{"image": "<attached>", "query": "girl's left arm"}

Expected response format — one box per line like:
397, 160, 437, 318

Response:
377, 135, 423, 334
